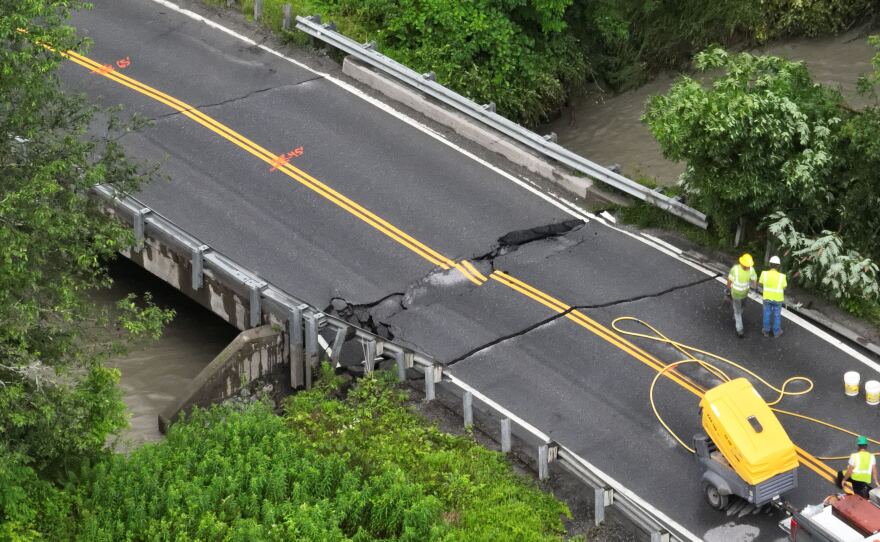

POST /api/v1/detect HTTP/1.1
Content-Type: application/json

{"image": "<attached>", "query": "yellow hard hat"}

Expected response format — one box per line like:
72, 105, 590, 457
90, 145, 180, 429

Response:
739, 253, 754, 268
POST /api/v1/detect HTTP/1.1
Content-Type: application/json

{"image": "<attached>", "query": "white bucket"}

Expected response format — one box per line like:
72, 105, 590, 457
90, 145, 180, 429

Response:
866, 381, 880, 405
845, 371, 861, 397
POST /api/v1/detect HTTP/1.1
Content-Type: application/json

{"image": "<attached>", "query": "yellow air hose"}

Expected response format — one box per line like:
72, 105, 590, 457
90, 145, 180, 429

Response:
611, 317, 880, 462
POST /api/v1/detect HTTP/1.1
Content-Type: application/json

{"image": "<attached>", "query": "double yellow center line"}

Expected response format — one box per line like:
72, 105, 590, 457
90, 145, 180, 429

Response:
59, 43, 836, 485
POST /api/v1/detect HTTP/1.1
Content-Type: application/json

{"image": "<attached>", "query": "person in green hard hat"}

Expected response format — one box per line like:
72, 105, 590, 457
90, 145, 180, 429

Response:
836, 436, 878, 498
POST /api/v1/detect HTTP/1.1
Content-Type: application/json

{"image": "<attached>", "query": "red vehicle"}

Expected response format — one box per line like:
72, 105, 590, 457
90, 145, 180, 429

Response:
779, 492, 880, 541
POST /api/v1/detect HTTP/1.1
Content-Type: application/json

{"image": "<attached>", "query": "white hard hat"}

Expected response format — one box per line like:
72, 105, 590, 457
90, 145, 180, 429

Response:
769, 255, 781, 265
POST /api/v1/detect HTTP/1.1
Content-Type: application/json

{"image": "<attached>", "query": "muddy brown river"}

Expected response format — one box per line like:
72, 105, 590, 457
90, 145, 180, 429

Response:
96, 259, 237, 449
546, 30, 877, 186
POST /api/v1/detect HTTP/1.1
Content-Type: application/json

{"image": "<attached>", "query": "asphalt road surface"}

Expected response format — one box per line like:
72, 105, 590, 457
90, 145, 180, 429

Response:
60, 1, 880, 539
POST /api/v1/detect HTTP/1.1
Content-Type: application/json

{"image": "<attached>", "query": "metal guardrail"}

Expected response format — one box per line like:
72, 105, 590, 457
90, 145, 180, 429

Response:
93, 184, 698, 540
295, 15, 709, 230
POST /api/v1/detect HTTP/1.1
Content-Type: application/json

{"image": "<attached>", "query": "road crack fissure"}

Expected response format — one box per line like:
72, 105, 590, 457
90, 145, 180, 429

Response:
447, 273, 720, 365
323, 292, 406, 341
151, 77, 323, 121
471, 218, 585, 271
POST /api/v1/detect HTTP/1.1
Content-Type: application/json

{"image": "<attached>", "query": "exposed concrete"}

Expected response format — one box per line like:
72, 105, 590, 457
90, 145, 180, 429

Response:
122, 238, 251, 331
158, 324, 288, 433
342, 58, 627, 207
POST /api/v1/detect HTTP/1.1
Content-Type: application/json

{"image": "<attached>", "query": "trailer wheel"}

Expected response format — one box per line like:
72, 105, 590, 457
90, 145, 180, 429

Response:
705, 483, 728, 510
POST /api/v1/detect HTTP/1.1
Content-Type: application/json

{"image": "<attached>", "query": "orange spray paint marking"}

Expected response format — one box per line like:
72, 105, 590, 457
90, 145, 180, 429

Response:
115, 56, 131, 69
90, 63, 115, 75
269, 147, 304, 171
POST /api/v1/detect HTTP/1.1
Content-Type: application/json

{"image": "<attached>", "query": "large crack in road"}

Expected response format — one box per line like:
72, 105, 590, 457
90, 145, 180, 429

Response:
322, 218, 720, 367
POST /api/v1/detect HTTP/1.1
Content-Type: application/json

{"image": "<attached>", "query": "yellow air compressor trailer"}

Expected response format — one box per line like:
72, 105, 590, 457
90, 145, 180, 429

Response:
694, 378, 799, 510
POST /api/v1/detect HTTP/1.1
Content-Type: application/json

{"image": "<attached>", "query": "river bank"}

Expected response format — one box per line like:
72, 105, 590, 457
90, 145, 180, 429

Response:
547, 29, 878, 186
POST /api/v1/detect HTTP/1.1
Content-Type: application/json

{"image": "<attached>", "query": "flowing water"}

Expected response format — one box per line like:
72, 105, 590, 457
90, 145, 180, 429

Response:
93, 258, 238, 450
546, 30, 877, 186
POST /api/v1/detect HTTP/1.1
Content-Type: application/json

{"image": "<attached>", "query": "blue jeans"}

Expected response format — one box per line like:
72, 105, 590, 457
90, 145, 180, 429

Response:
763, 301, 782, 335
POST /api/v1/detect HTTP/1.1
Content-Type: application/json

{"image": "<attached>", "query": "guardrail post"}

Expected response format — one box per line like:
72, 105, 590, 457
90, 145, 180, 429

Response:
226, 0, 235, 7
282, 4, 292, 30
463, 391, 473, 428
330, 325, 347, 366
245, 279, 265, 328
254, 0, 262, 21
500, 418, 512, 453
304, 313, 319, 389
191, 244, 209, 290
538, 444, 549, 481
650, 532, 670, 542
363, 339, 379, 374
288, 305, 306, 388
133, 208, 150, 252
594, 487, 606, 526
424, 365, 436, 401
594, 487, 613, 526
394, 350, 407, 381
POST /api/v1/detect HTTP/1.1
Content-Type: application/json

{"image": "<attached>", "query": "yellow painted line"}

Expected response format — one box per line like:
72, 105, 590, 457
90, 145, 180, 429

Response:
461, 260, 487, 283
64, 49, 454, 270
796, 447, 837, 483
450, 261, 483, 286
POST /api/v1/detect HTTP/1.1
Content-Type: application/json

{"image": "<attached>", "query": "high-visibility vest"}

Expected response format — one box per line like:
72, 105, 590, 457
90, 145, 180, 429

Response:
728, 265, 756, 299
851, 451, 874, 483
759, 269, 787, 302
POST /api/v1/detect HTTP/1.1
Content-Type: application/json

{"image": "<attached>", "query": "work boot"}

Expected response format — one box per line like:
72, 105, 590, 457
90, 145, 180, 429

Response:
762, 329, 769, 337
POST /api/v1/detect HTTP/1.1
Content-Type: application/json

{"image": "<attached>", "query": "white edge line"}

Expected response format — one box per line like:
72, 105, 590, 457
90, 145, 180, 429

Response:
444, 371, 702, 542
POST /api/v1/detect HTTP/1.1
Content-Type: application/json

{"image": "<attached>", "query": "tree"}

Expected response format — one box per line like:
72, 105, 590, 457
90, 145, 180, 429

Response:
643, 48, 843, 235
1, 0, 173, 504
643, 46, 880, 303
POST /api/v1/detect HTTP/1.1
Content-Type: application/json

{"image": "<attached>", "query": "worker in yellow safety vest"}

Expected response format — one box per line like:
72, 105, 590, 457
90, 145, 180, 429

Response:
837, 435, 878, 499
759, 255, 787, 338
727, 253, 757, 338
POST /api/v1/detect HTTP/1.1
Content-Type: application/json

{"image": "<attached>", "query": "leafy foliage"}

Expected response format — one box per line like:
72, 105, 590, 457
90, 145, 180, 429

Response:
643, 45, 880, 302
213, 0, 585, 126
71, 370, 571, 541
1, 1, 173, 526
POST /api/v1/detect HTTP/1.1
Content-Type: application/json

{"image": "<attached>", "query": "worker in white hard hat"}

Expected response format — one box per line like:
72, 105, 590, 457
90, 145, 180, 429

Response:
727, 253, 757, 338
759, 255, 787, 337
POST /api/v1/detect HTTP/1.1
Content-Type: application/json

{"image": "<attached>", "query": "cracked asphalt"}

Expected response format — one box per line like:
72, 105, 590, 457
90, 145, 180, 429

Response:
62, 1, 880, 540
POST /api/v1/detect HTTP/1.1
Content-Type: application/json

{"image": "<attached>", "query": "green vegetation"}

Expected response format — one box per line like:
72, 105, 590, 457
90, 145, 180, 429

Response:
28, 369, 571, 540
2, 0, 173, 515
643, 46, 880, 304
207, 0, 874, 124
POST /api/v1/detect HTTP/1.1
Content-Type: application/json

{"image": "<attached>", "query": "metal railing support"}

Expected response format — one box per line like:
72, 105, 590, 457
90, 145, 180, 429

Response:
330, 324, 347, 366
501, 418, 511, 453
463, 391, 473, 428
246, 279, 266, 328
424, 365, 436, 401
394, 349, 407, 381
282, 4, 292, 30
538, 444, 550, 481
304, 313, 319, 389
191, 244, 209, 290
595, 487, 614, 526
363, 338, 378, 374
133, 208, 150, 251
288, 305, 306, 388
